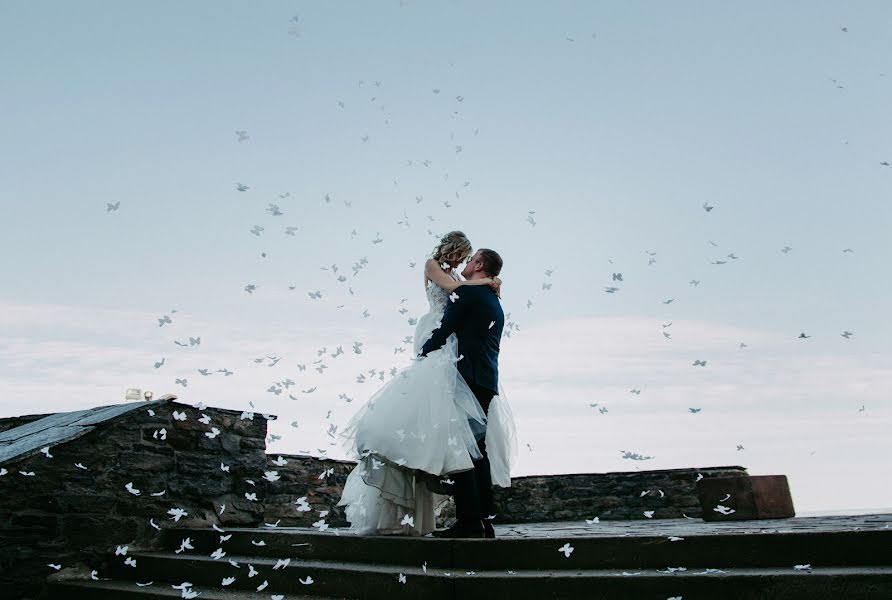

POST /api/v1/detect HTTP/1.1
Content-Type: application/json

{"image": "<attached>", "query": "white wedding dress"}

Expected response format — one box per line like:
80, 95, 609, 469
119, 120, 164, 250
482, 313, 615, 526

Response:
337, 271, 517, 536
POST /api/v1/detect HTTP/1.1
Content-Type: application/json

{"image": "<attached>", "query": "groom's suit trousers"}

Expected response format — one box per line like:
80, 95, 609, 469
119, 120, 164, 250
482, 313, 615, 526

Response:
453, 382, 496, 523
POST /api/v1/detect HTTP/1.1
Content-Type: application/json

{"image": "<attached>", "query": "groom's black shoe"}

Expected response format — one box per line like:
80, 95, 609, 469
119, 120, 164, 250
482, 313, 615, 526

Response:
431, 520, 485, 539
483, 521, 495, 539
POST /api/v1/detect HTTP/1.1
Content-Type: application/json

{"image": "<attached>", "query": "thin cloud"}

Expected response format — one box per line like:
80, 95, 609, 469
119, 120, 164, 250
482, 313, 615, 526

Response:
1, 302, 889, 512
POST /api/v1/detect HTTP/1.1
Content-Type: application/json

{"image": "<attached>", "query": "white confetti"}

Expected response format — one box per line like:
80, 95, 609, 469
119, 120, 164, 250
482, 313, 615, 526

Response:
168, 507, 188, 522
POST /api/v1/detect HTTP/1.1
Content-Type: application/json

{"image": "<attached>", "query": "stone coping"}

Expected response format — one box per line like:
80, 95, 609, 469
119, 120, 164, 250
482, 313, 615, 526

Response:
0, 399, 170, 466
0, 399, 279, 467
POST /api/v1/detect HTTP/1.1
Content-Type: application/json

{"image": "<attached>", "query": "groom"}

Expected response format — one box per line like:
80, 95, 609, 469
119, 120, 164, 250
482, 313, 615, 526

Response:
420, 248, 505, 539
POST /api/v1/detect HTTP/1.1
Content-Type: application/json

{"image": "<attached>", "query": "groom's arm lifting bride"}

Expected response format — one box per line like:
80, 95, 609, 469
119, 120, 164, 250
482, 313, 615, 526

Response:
420, 248, 505, 539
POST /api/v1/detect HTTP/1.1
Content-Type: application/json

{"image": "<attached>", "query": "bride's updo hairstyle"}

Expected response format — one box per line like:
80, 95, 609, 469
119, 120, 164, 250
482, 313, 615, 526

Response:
431, 230, 472, 266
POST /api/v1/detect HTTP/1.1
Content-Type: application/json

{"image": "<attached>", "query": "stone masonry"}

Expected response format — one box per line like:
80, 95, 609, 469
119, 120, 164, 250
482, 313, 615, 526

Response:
0, 400, 272, 600
0, 398, 754, 599
491, 466, 748, 522
262, 453, 355, 527
258, 454, 748, 526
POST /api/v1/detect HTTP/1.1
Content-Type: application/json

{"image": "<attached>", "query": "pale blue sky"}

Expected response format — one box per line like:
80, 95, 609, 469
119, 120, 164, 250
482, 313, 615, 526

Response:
1, 1, 890, 512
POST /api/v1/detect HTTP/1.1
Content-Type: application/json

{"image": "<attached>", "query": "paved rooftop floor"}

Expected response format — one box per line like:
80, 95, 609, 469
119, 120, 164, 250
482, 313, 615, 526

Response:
490, 513, 892, 539
286, 513, 892, 539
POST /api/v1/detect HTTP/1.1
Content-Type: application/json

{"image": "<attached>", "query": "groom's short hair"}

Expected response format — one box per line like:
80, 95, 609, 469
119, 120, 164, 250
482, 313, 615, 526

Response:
477, 249, 503, 277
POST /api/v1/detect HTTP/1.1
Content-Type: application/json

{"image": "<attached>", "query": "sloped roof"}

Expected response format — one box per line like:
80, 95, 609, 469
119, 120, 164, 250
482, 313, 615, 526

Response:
0, 399, 169, 466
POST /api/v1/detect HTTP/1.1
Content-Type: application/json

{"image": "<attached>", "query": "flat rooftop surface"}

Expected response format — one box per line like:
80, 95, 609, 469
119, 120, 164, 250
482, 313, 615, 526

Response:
270, 513, 892, 539
491, 513, 892, 539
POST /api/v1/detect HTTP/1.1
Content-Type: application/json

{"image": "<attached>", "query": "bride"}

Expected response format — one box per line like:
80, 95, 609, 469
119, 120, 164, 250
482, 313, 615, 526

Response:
337, 231, 517, 536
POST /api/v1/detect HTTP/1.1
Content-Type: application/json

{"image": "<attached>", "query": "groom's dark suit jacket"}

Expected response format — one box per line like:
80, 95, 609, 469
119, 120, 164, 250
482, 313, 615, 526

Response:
420, 285, 504, 395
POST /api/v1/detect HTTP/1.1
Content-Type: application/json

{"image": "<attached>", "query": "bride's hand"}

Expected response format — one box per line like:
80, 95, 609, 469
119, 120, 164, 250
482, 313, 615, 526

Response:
489, 276, 502, 298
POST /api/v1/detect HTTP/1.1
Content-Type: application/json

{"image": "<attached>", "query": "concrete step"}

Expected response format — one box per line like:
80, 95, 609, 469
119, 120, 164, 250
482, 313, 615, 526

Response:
48, 577, 348, 599
161, 526, 892, 570
108, 552, 449, 599
446, 566, 892, 600
88, 552, 892, 600
162, 527, 451, 568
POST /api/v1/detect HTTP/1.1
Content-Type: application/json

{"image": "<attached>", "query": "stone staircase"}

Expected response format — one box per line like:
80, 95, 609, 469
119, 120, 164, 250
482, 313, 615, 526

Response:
48, 522, 892, 599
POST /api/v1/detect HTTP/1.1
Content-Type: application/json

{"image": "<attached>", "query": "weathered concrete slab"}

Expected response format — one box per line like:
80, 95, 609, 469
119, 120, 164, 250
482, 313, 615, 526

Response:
50, 577, 340, 599
491, 512, 890, 538
50, 514, 892, 600
166, 520, 892, 572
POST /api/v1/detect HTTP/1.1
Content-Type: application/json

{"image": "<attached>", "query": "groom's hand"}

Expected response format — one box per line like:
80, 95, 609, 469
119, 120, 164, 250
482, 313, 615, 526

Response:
420, 289, 471, 356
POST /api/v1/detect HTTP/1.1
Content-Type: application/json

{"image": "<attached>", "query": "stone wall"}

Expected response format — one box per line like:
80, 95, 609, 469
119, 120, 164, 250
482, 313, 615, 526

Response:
0, 398, 752, 598
257, 454, 748, 526
0, 401, 271, 600
263, 453, 355, 527
491, 466, 748, 523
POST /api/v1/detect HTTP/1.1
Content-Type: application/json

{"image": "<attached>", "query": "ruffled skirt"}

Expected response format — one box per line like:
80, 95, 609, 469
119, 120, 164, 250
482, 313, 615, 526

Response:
337, 333, 516, 536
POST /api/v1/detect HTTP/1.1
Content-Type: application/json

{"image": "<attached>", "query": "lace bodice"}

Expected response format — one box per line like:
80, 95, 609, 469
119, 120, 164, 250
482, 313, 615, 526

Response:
425, 271, 459, 315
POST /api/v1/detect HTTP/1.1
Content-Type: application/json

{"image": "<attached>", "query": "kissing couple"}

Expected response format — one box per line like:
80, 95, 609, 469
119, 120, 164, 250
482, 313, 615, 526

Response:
337, 231, 516, 539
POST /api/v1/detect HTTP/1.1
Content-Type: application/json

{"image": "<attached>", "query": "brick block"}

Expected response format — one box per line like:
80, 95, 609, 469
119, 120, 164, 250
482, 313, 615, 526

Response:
697, 474, 794, 521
